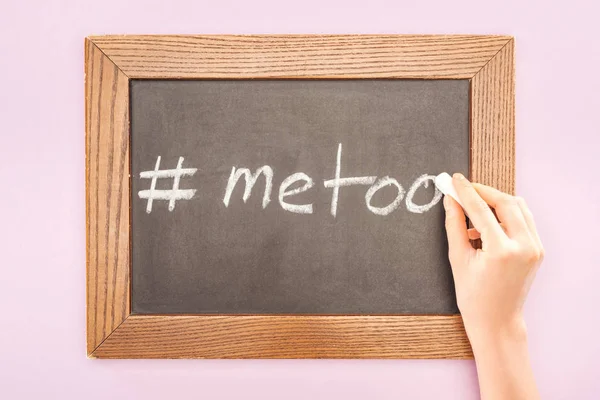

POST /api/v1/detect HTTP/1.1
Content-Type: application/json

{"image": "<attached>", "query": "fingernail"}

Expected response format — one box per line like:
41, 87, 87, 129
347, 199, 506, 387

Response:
453, 173, 465, 181
443, 195, 450, 210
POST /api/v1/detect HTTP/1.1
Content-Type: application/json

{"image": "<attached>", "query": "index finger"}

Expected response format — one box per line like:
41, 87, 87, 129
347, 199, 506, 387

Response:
452, 173, 505, 242
472, 183, 530, 239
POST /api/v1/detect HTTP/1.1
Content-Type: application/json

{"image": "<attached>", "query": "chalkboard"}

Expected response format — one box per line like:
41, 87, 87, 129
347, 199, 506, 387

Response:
130, 79, 469, 315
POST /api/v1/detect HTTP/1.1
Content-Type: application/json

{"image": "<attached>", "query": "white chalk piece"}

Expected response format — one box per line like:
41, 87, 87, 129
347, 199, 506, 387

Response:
434, 172, 465, 209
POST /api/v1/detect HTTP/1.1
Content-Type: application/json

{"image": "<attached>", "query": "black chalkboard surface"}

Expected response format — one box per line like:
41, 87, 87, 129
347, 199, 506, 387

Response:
130, 79, 469, 315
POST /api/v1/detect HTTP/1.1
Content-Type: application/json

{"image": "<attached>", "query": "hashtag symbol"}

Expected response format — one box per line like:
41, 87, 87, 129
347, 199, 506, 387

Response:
138, 156, 198, 213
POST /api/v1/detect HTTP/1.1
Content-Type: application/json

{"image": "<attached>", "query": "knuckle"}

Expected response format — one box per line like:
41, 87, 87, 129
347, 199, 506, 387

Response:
500, 195, 519, 209
504, 249, 520, 262
525, 250, 539, 264
492, 240, 545, 265
521, 245, 543, 264
470, 196, 489, 212
522, 207, 534, 220
538, 246, 546, 263
516, 196, 535, 218
515, 196, 527, 207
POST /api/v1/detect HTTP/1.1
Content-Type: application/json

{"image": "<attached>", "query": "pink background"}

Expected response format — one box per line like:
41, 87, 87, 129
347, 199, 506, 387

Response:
1, 0, 599, 398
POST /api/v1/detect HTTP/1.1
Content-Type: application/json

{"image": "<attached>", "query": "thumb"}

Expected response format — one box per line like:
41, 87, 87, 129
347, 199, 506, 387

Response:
443, 195, 472, 269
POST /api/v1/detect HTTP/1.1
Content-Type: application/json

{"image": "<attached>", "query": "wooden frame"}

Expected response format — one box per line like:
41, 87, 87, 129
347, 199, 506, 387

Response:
85, 35, 515, 359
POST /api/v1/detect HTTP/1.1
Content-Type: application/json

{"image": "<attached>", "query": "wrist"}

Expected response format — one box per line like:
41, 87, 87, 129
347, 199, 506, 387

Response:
464, 314, 539, 400
464, 314, 528, 353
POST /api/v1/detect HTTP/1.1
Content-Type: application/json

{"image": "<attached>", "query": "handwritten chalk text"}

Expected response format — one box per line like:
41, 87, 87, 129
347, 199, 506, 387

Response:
221, 143, 442, 217
138, 144, 442, 216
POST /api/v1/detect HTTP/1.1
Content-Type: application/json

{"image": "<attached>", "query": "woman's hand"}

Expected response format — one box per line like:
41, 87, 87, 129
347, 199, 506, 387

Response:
443, 173, 543, 400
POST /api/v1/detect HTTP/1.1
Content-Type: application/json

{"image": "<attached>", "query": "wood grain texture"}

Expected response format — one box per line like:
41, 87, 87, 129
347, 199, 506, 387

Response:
91, 315, 472, 359
471, 39, 516, 193
86, 34, 515, 359
88, 34, 511, 79
85, 38, 131, 355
